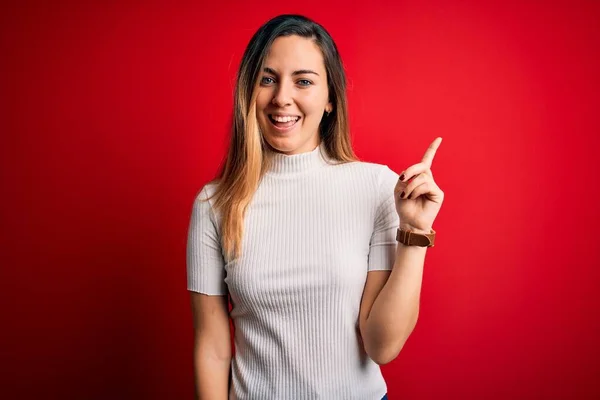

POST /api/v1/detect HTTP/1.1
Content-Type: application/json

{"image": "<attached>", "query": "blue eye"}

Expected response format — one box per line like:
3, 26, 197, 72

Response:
261, 76, 275, 85
298, 79, 312, 86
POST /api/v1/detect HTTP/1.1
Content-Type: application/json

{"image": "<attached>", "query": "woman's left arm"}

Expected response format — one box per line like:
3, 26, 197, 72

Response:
359, 137, 444, 365
359, 243, 427, 365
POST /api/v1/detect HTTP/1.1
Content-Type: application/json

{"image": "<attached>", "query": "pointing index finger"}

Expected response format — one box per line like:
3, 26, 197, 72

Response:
421, 137, 443, 167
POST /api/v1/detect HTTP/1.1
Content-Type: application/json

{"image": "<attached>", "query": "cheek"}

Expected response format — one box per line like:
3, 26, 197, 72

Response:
255, 97, 270, 128
255, 89, 272, 115
298, 91, 328, 118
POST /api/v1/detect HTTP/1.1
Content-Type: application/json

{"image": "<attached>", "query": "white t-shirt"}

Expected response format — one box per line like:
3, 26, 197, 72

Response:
187, 142, 400, 399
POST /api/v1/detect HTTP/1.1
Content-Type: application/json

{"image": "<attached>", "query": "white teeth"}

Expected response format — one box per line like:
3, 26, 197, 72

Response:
272, 115, 299, 123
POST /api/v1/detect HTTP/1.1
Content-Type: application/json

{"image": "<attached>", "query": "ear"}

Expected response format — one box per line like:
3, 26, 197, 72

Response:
325, 102, 333, 113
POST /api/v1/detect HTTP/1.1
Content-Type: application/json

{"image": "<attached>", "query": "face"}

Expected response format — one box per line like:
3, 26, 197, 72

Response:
255, 35, 332, 155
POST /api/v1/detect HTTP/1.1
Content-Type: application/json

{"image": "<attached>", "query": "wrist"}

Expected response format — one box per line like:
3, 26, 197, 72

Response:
399, 224, 432, 235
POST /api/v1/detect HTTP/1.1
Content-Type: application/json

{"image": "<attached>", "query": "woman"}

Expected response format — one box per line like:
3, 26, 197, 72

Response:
187, 14, 444, 399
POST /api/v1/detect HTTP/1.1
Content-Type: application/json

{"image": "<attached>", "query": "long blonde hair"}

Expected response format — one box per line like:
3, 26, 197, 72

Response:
204, 15, 359, 262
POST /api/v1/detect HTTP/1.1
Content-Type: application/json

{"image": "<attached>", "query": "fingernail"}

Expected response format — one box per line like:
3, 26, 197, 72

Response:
399, 174, 405, 181
400, 191, 405, 198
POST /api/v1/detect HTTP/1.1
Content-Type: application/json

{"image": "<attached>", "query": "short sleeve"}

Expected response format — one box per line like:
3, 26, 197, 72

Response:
186, 185, 228, 295
368, 166, 401, 271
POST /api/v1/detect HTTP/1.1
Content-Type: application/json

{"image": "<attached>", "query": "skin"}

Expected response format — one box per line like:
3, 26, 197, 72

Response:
255, 35, 333, 155
394, 137, 444, 233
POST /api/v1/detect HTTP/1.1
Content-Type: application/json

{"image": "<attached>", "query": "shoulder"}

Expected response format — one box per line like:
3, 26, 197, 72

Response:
349, 162, 399, 207
334, 160, 399, 186
362, 161, 398, 180
193, 180, 220, 205
190, 180, 222, 225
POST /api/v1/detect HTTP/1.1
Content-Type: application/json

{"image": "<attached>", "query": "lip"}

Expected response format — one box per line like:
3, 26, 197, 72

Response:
269, 113, 301, 117
267, 114, 301, 133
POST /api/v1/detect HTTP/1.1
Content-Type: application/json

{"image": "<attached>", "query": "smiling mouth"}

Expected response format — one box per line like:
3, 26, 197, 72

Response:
268, 114, 301, 130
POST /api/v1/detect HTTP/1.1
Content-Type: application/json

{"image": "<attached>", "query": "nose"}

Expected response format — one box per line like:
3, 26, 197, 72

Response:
271, 81, 293, 107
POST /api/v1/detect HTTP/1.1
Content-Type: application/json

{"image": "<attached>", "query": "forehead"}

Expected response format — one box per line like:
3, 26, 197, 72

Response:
264, 35, 326, 73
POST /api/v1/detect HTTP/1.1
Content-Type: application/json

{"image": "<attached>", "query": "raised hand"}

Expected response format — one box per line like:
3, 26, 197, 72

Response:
394, 137, 445, 233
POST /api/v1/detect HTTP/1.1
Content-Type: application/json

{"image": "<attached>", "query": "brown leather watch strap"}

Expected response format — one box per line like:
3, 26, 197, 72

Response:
396, 228, 436, 247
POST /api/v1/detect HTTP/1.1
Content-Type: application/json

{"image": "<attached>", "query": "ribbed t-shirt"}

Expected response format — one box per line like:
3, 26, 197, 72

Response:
187, 141, 401, 399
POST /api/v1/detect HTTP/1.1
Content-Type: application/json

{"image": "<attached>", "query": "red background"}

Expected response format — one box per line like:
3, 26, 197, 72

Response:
2, 1, 599, 399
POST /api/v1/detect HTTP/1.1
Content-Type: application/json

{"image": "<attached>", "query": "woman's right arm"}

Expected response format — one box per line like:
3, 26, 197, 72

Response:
190, 292, 232, 400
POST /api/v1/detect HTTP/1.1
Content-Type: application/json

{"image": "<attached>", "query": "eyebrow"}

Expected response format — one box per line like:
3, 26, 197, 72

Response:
263, 67, 320, 77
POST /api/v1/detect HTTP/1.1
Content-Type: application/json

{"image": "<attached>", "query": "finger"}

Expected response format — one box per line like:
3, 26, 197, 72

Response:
399, 163, 431, 183
412, 181, 445, 203
406, 181, 430, 200
400, 173, 429, 199
421, 137, 443, 168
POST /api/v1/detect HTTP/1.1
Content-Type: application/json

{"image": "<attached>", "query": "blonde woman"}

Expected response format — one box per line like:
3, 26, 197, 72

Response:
187, 14, 444, 400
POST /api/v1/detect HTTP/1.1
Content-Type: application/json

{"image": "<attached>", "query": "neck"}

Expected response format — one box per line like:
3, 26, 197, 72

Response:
266, 141, 330, 176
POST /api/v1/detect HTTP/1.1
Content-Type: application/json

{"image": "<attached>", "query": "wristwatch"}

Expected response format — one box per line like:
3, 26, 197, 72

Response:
396, 228, 436, 247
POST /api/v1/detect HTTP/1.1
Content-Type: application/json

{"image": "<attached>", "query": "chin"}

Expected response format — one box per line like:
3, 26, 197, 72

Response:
264, 135, 299, 154
260, 119, 317, 155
